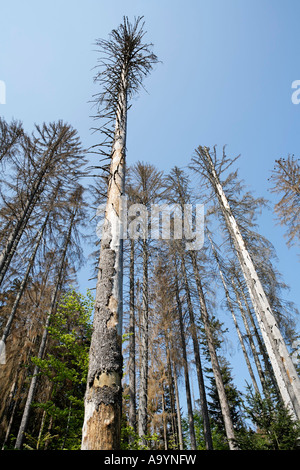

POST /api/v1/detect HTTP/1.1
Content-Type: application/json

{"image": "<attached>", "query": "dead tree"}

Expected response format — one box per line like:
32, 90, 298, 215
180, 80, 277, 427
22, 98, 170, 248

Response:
82, 17, 158, 450
190, 146, 300, 420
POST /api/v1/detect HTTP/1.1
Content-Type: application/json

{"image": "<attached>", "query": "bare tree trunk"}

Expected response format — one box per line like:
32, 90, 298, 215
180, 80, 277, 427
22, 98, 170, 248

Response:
81, 69, 127, 450
171, 355, 184, 450
2, 398, 19, 450
173, 255, 197, 450
237, 280, 278, 395
199, 146, 300, 419
128, 239, 136, 436
138, 238, 149, 442
165, 337, 178, 448
162, 388, 168, 450
179, 250, 213, 450
231, 278, 267, 394
190, 251, 239, 450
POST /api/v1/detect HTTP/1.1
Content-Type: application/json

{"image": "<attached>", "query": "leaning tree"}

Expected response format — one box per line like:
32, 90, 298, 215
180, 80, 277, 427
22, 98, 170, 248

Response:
81, 17, 158, 450
190, 145, 300, 421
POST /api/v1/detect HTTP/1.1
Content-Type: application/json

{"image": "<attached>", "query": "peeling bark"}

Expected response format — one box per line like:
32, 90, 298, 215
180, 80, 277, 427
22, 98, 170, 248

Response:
82, 73, 126, 451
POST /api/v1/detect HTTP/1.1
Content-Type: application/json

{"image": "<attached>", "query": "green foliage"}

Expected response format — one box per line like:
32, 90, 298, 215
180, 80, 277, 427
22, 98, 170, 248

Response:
120, 424, 160, 450
27, 288, 93, 450
205, 357, 245, 436
236, 386, 300, 450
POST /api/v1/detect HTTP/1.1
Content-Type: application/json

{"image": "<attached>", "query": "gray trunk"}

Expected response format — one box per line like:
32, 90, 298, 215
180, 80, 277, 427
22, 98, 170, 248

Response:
180, 251, 213, 450
128, 239, 136, 435
171, 355, 184, 450
138, 239, 149, 441
173, 255, 197, 450
232, 278, 267, 394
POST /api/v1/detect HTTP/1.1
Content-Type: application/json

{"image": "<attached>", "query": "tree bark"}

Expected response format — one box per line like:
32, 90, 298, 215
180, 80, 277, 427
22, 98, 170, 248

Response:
173, 255, 197, 450
171, 354, 184, 450
138, 238, 149, 442
179, 250, 213, 450
81, 69, 127, 450
128, 239, 136, 435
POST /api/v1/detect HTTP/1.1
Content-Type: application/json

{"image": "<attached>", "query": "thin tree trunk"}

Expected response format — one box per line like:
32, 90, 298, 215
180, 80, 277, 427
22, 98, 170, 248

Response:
138, 238, 149, 442
190, 251, 239, 450
237, 280, 278, 395
2, 398, 19, 450
179, 250, 213, 450
165, 337, 178, 448
37, 410, 47, 450
171, 355, 184, 450
162, 388, 168, 450
231, 278, 267, 394
173, 255, 197, 450
128, 239, 136, 435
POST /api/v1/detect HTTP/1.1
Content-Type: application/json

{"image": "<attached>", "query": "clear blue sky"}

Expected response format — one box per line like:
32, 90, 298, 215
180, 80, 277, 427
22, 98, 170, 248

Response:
1, 0, 299, 393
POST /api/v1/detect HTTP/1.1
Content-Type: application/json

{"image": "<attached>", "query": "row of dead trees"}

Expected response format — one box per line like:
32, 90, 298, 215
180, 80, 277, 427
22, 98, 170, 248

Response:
0, 117, 87, 448
81, 16, 300, 450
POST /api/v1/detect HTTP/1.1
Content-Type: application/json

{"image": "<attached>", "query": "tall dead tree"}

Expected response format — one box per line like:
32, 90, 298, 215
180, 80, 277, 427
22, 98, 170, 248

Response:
0, 184, 61, 353
82, 17, 158, 450
0, 121, 84, 289
190, 146, 300, 420
165, 167, 213, 449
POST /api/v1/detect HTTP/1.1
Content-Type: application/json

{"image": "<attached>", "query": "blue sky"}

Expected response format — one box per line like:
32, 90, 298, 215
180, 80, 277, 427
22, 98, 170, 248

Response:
1, 0, 299, 394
